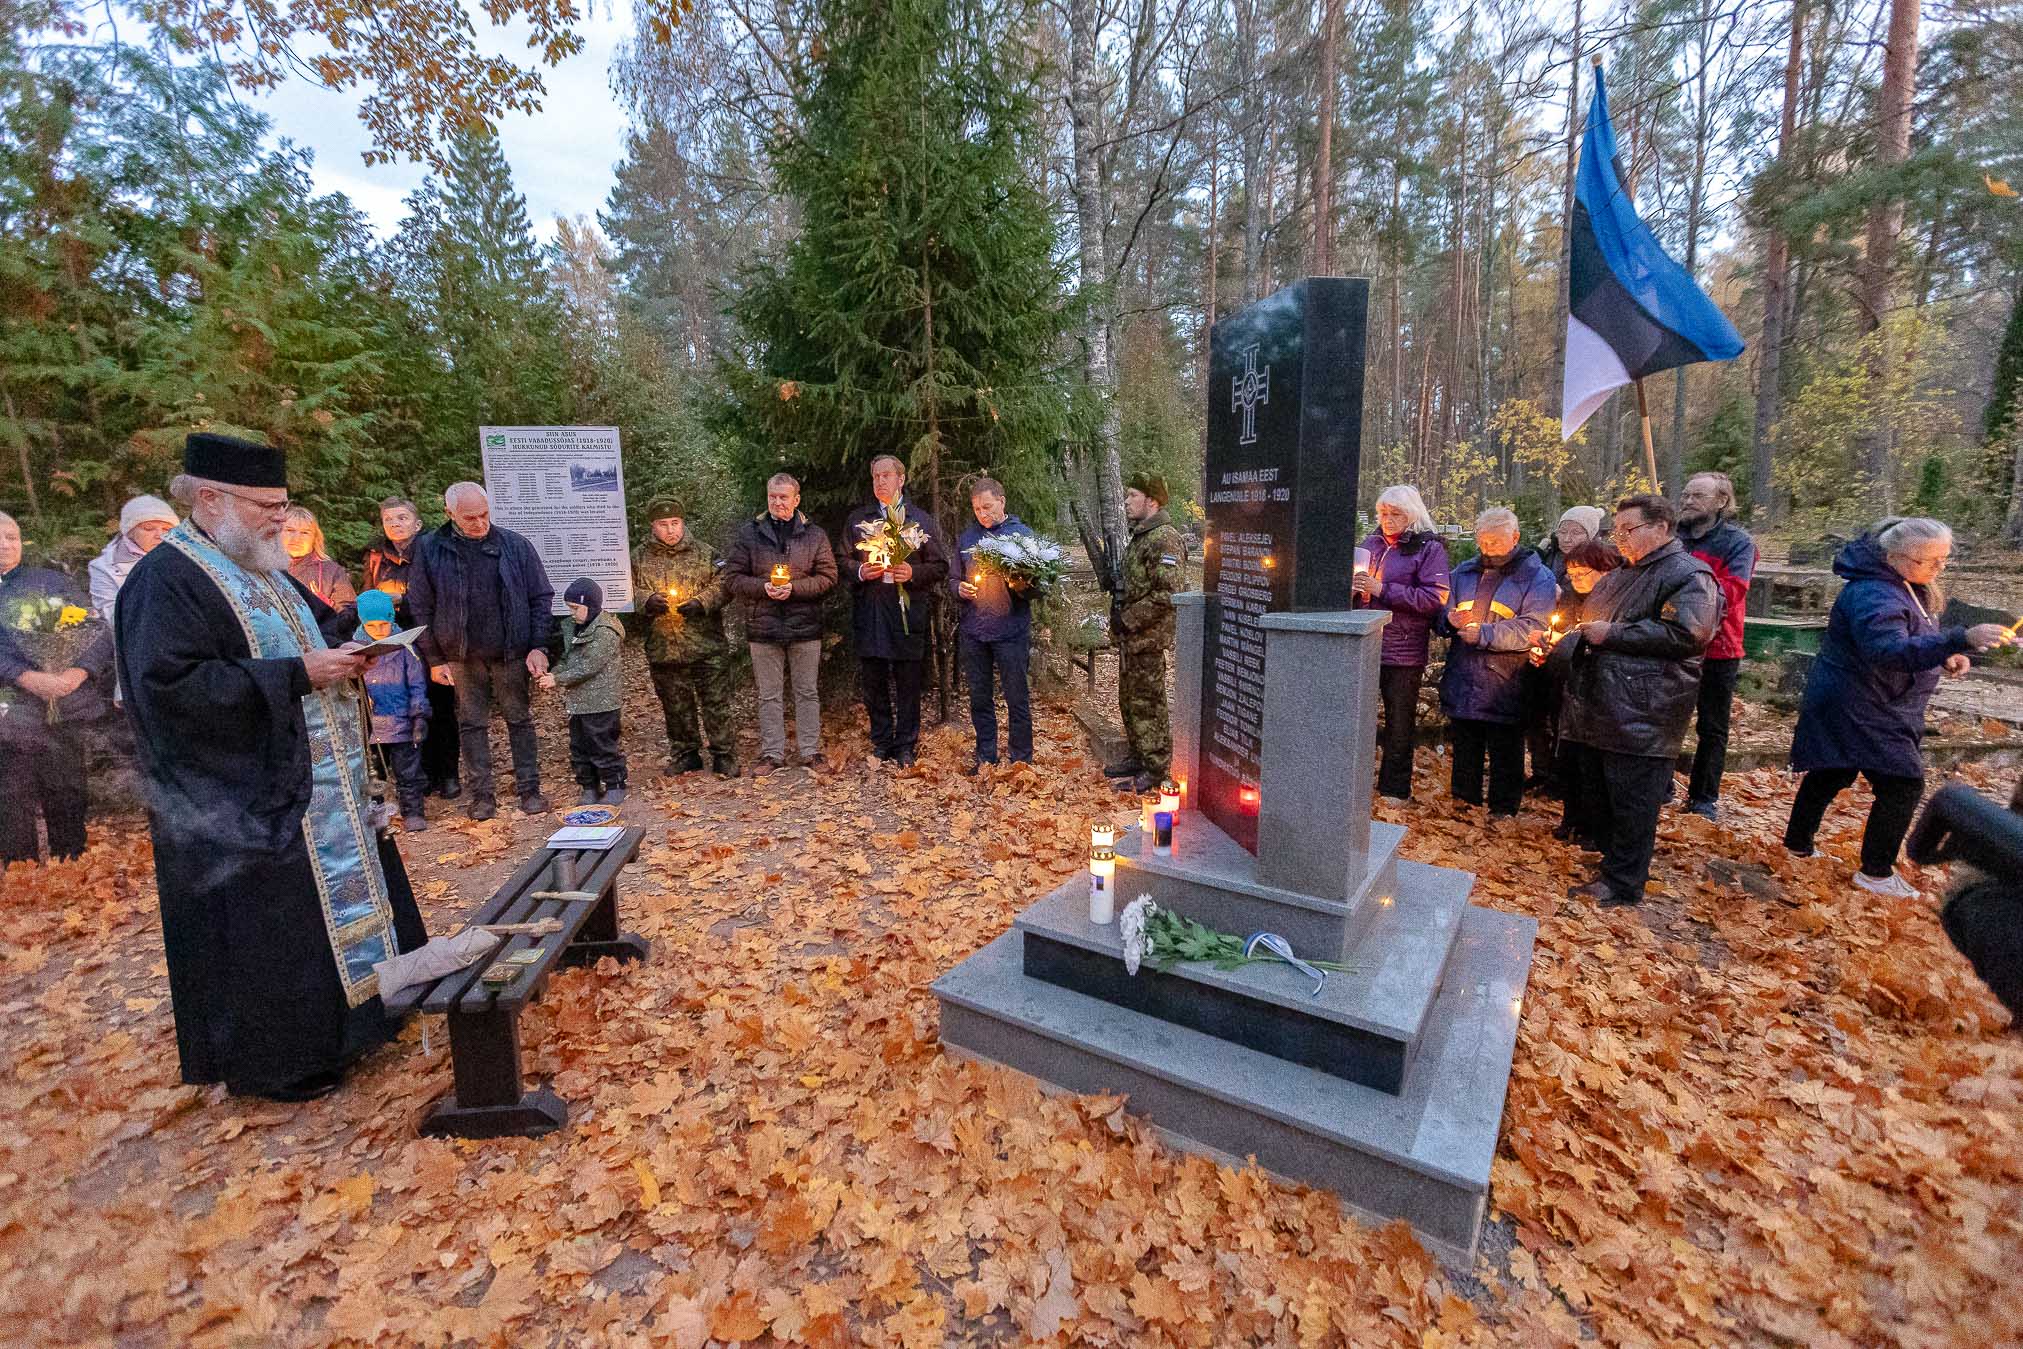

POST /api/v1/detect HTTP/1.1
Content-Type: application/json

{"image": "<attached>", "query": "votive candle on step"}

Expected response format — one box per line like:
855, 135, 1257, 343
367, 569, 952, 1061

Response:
1089, 857, 1115, 923
1140, 799, 1156, 836
1153, 811, 1173, 854
1158, 782, 1181, 816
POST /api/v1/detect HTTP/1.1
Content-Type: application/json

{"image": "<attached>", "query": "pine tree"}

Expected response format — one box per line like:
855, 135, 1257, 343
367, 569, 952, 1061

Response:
719, 0, 1090, 533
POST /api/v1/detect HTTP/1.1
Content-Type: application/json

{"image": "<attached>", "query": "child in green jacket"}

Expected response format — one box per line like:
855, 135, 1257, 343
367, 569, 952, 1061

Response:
541, 578, 628, 805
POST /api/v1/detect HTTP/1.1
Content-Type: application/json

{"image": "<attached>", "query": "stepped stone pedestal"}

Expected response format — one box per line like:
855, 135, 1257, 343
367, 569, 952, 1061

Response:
932, 597, 1536, 1264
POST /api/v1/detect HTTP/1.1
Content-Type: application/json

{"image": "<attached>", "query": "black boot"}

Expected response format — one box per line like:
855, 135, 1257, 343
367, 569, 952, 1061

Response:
712, 752, 739, 778
669, 750, 706, 775
1103, 758, 1144, 779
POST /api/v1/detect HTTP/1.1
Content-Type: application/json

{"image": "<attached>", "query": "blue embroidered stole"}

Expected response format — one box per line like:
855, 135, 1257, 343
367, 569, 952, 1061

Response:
162, 522, 398, 1007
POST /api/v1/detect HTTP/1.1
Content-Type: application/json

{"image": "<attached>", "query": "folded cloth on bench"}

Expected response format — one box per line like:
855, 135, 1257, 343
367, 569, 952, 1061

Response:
373, 928, 500, 1000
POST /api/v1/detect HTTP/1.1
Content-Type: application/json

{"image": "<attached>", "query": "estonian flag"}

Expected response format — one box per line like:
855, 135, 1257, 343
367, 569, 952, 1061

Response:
1561, 68, 1743, 440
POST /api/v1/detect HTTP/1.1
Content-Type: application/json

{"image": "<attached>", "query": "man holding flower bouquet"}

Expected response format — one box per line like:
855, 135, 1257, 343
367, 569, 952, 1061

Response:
845, 455, 949, 768
0, 510, 113, 863
951, 477, 1042, 771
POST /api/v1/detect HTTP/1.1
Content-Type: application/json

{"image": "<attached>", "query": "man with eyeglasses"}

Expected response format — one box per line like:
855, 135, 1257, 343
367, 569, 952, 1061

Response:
113, 433, 428, 1101
1557, 493, 1720, 907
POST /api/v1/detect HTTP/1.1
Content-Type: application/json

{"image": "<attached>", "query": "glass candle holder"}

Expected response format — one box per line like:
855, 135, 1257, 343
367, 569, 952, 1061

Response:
1153, 811, 1174, 854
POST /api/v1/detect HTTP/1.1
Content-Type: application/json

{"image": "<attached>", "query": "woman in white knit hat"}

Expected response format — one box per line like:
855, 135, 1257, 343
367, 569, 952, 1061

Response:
89, 494, 179, 630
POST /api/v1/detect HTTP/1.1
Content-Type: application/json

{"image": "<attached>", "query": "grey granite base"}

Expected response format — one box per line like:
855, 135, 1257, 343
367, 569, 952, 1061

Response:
1113, 813, 1403, 962
933, 900, 1538, 1261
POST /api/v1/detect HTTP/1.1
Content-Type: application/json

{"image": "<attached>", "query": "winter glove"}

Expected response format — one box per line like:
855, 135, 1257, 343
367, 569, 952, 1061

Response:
641, 592, 671, 618
676, 599, 705, 620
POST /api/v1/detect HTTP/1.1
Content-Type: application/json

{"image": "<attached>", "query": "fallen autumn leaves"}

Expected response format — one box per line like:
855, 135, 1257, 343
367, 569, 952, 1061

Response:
0, 699, 2019, 1347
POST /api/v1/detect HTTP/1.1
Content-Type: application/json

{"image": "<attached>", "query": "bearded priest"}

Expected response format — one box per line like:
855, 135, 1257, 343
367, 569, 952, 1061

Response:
115, 433, 427, 1102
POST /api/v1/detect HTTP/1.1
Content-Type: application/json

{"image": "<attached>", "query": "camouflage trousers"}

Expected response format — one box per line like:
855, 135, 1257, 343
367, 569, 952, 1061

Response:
1117, 643, 1171, 778
649, 654, 738, 765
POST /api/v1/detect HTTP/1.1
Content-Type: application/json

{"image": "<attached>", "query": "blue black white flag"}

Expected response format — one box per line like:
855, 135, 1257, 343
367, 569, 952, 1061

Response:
1561, 67, 1744, 440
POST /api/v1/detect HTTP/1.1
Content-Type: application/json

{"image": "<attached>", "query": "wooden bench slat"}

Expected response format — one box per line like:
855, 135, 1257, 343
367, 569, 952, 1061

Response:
419, 853, 575, 1013
459, 837, 643, 1015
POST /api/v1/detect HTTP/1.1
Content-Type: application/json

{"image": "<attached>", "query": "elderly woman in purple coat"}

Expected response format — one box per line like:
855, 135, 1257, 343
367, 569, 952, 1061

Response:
1354, 485, 1452, 801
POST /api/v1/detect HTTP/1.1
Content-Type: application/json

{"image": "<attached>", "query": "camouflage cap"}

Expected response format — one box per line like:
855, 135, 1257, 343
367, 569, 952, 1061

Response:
1126, 472, 1169, 507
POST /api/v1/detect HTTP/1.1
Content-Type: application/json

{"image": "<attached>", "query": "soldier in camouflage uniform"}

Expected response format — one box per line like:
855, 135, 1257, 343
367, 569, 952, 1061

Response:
1111, 472, 1187, 794
632, 497, 739, 777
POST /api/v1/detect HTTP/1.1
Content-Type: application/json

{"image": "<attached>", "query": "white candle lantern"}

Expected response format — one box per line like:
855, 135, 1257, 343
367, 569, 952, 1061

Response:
1158, 782, 1181, 817
1089, 824, 1118, 923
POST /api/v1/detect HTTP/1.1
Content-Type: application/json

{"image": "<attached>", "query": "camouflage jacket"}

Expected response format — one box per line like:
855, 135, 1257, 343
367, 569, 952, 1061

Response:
631, 535, 730, 664
552, 612, 626, 715
1117, 509, 1186, 656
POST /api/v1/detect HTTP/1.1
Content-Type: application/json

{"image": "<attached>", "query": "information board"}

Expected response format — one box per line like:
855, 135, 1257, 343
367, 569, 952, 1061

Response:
479, 425, 635, 614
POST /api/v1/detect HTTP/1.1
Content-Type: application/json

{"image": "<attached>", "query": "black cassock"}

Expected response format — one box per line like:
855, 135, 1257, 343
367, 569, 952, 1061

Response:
115, 543, 427, 1094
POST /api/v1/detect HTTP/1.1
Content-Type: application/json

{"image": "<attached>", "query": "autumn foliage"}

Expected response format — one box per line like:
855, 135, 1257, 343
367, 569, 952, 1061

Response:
0, 701, 2019, 1346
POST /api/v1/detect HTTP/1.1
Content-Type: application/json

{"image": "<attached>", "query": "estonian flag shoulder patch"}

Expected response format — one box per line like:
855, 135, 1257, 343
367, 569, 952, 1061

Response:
1159, 555, 1179, 567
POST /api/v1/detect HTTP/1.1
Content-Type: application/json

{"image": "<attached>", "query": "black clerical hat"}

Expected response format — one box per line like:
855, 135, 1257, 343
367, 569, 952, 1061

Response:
184, 432, 287, 488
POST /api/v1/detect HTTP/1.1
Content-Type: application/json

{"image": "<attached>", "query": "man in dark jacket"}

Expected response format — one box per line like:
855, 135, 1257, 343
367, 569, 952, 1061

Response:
1677, 472, 1756, 819
951, 477, 1036, 771
407, 482, 555, 820
361, 495, 459, 799
1435, 508, 1555, 817
723, 473, 839, 773
1560, 493, 1719, 907
844, 455, 950, 768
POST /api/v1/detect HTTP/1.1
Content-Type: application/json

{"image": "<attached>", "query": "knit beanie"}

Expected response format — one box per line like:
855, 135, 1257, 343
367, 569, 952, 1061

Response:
356, 589, 397, 625
564, 577, 604, 625
1557, 505, 1605, 541
120, 494, 179, 538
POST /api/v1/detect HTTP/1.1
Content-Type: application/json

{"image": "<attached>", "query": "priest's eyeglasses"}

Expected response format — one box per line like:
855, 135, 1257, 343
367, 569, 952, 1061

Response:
209, 485, 292, 515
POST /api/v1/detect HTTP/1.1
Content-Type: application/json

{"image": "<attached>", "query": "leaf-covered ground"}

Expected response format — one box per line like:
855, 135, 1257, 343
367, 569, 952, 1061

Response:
2, 686, 2019, 1347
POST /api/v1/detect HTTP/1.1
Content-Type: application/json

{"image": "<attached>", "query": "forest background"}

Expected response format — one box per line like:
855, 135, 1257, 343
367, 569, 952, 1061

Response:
3, 0, 2022, 573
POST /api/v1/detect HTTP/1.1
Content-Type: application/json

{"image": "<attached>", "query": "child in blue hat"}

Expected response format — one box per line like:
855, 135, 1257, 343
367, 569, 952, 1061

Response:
356, 587, 431, 831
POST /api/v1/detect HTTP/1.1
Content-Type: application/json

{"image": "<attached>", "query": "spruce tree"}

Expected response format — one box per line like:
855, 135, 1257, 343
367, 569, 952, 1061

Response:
719, 0, 1089, 531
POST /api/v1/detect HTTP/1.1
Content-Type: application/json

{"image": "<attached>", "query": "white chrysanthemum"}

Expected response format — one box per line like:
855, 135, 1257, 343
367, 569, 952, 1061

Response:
1119, 895, 1157, 976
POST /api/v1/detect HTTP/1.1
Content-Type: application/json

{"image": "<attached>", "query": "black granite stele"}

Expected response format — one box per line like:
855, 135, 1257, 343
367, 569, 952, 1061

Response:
1021, 934, 1412, 1093
1199, 277, 1370, 853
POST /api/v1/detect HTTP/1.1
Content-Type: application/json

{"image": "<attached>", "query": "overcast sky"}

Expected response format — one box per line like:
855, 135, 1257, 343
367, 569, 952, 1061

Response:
244, 5, 635, 243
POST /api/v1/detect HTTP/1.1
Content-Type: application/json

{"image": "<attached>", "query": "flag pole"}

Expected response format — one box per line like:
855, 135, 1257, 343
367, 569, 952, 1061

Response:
1633, 377, 1659, 489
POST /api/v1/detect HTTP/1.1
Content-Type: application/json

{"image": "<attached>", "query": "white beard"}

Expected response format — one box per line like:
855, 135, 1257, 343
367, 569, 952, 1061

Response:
211, 509, 290, 574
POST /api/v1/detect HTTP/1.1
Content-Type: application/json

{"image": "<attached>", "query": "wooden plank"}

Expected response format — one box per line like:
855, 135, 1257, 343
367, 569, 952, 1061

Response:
420, 855, 569, 1014
459, 831, 646, 1015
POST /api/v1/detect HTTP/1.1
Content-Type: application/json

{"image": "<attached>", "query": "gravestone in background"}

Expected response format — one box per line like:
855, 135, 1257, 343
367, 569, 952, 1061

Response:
1198, 278, 1368, 852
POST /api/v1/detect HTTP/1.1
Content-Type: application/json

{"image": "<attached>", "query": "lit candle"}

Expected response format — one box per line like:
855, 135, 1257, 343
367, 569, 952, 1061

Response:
1158, 781, 1181, 817
1090, 823, 1117, 923
1140, 797, 1156, 836
1353, 545, 1371, 578
1238, 784, 1260, 812
1153, 811, 1174, 855
770, 564, 791, 587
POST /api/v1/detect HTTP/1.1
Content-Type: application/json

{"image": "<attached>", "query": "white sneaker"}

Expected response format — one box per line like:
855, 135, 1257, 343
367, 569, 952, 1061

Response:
1852, 870, 1921, 900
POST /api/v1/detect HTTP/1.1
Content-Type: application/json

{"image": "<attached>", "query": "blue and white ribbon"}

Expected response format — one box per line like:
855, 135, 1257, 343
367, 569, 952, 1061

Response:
1244, 931, 1327, 997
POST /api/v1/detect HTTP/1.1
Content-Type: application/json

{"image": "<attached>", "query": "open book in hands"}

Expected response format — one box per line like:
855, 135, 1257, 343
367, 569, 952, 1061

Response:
344, 625, 427, 660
